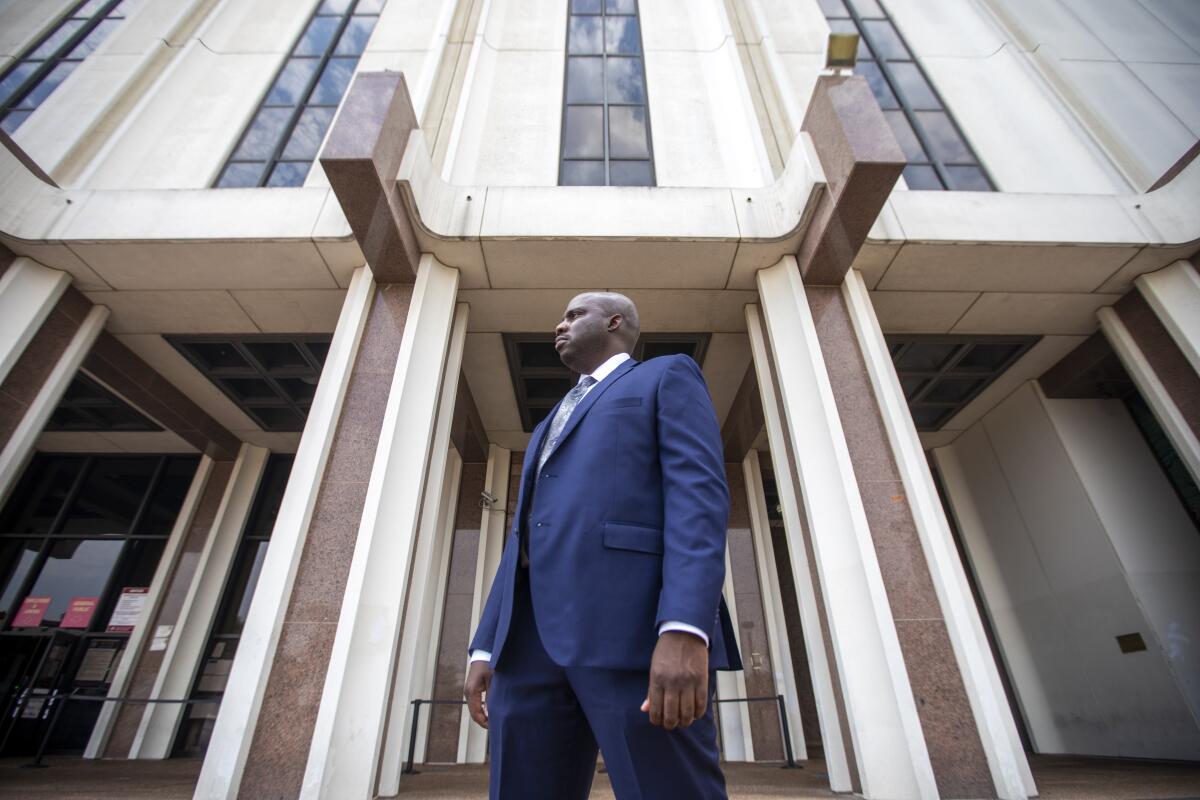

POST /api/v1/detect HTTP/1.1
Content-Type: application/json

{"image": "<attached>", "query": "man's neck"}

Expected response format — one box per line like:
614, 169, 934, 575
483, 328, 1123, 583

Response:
574, 348, 629, 376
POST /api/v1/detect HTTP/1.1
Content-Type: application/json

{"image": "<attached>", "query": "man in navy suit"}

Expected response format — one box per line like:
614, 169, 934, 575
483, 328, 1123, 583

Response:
464, 292, 740, 800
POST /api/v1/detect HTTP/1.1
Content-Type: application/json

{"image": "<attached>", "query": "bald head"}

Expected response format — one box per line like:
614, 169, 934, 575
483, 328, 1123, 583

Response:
554, 291, 641, 373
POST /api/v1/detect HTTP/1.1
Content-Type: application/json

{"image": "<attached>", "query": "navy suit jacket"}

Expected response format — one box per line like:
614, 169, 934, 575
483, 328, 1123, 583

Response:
470, 355, 742, 672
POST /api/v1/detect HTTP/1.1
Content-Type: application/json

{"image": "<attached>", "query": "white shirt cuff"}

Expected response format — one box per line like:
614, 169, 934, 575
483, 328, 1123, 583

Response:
658, 621, 709, 647
469, 650, 492, 663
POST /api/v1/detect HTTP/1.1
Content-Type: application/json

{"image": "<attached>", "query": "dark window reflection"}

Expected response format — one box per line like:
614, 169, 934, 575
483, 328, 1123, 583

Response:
59, 459, 158, 537
28, 539, 125, 625
0, 540, 42, 623
563, 106, 604, 158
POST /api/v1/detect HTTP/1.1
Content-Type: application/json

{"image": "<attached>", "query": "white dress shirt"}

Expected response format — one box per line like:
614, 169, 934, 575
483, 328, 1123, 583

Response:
469, 352, 709, 664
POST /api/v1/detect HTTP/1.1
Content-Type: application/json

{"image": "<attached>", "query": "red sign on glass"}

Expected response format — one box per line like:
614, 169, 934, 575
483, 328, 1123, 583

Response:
13, 596, 51, 628
60, 597, 99, 629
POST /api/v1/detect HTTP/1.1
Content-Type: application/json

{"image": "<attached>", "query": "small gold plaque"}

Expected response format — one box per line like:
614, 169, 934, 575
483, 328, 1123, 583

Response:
1116, 632, 1147, 653
826, 33, 860, 69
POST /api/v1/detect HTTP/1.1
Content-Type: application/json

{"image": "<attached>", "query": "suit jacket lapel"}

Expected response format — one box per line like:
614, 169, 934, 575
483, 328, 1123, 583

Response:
549, 358, 638, 460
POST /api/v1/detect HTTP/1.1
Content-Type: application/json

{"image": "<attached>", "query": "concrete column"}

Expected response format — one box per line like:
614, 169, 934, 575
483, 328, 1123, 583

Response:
1100, 274, 1200, 486
90, 456, 228, 758
742, 450, 807, 761
755, 256, 938, 800
426, 460, 487, 763
376, 301, 469, 794
0, 257, 68, 386
1135, 260, 1200, 376
195, 268, 376, 799
842, 270, 1035, 799
716, 545, 756, 762
459, 443, 511, 763
300, 256, 459, 800
745, 302, 852, 792
131, 445, 269, 758
0, 290, 108, 506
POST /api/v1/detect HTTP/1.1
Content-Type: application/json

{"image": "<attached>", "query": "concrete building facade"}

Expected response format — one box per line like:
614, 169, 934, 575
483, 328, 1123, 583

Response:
0, 0, 1197, 798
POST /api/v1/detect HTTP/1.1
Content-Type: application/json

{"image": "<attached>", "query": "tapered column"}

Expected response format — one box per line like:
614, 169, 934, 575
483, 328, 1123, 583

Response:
1101, 262, 1200, 485
742, 451, 807, 761
460, 443, 511, 763
195, 267, 376, 799
376, 302, 469, 794
746, 303, 854, 792
841, 270, 1034, 799
0, 287, 108, 505
716, 545, 756, 761
755, 256, 938, 800
0, 257, 69, 386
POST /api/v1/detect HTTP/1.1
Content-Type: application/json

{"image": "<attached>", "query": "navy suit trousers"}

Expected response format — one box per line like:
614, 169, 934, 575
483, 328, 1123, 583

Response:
487, 567, 728, 800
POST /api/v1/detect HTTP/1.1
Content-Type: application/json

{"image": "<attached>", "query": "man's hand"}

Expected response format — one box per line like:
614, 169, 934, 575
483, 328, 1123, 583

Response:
640, 631, 708, 729
464, 660, 493, 729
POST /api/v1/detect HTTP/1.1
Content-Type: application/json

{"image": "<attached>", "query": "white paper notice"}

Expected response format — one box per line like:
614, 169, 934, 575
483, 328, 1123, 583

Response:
150, 624, 174, 651
106, 587, 149, 632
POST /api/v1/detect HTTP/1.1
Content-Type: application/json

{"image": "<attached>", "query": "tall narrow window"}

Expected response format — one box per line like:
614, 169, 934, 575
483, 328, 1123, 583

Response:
214, 0, 386, 188
817, 0, 992, 191
0, 0, 128, 134
559, 0, 655, 186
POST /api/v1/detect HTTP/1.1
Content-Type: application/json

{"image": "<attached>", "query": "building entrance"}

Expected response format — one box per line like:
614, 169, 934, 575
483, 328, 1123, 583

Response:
0, 454, 198, 756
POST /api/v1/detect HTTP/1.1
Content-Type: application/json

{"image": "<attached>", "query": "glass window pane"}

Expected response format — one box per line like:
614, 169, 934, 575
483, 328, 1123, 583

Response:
903, 164, 943, 190
215, 541, 269, 636
883, 110, 926, 162
610, 160, 652, 186
916, 110, 972, 162
293, 16, 341, 56
243, 341, 309, 370
896, 342, 958, 372
251, 406, 305, 431
59, 458, 158, 536
184, 342, 250, 370
30, 19, 87, 59
0, 110, 31, 133
605, 16, 641, 54
850, 0, 886, 19
947, 165, 991, 191
888, 61, 939, 109
309, 57, 356, 105
0, 458, 85, 534
281, 106, 335, 160
215, 161, 267, 188
276, 377, 317, 404
244, 457, 293, 539
265, 58, 320, 106
609, 105, 649, 158
817, 0, 849, 16
21, 61, 78, 109
0, 540, 43, 624
219, 378, 280, 404
232, 107, 292, 160
561, 160, 605, 185
862, 20, 909, 60
855, 60, 896, 109
318, 0, 353, 13
911, 406, 951, 430
566, 57, 604, 104
304, 341, 331, 365
106, 1, 127, 19
136, 458, 198, 537
266, 161, 312, 187
925, 377, 985, 404
0, 62, 38, 106
568, 16, 603, 54
563, 106, 604, 158
606, 0, 636, 13
334, 15, 378, 55
355, 0, 386, 12
67, 17, 118, 58
28, 539, 125, 625
571, 0, 601, 11
605, 57, 645, 103
955, 343, 1021, 372
827, 19, 871, 58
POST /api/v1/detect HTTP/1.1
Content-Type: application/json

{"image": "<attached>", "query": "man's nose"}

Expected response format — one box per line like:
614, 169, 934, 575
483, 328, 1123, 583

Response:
555, 319, 569, 335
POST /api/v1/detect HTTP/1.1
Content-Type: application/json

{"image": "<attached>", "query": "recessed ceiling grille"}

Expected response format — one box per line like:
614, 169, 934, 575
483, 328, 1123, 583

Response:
503, 334, 710, 432
887, 335, 1037, 431
167, 336, 331, 432
46, 372, 162, 432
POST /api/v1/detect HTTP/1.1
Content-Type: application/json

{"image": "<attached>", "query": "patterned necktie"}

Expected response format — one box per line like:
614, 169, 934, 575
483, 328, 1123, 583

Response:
538, 376, 597, 472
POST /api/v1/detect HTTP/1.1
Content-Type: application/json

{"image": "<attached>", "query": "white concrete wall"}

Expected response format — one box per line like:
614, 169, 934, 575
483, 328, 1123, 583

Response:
75, 0, 453, 189
975, 0, 1200, 191
935, 382, 1200, 760
446, 0, 769, 186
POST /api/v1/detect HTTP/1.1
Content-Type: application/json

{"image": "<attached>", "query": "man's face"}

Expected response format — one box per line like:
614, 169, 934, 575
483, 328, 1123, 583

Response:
555, 294, 613, 372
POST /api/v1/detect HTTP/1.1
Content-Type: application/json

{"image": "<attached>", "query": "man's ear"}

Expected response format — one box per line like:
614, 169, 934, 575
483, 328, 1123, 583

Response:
608, 314, 623, 332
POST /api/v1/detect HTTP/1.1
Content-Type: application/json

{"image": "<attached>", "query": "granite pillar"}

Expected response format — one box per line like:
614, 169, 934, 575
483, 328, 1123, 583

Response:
807, 285, 994, 798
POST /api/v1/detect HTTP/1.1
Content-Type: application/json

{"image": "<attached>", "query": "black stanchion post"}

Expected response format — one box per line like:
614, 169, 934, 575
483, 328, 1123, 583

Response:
775, 694, 798, 768
404, 699, 423, 775
23, 691, 73, 769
